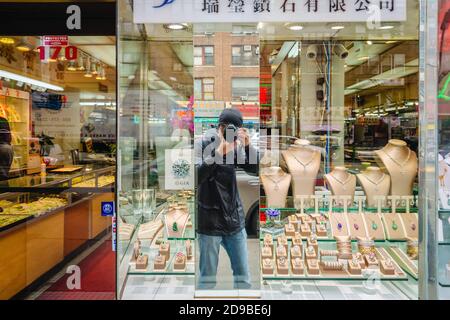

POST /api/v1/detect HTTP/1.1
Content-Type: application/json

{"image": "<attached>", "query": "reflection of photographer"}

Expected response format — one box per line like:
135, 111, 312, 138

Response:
195, 108, 258, 290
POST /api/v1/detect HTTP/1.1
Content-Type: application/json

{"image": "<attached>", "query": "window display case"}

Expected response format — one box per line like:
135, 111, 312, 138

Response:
0, 165, 115, 299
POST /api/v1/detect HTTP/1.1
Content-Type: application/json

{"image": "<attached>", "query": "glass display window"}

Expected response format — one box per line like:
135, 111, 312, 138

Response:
0, 32, 116, 300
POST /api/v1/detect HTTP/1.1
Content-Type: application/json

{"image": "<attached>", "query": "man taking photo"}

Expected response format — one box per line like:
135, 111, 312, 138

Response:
195, 108, 258, 290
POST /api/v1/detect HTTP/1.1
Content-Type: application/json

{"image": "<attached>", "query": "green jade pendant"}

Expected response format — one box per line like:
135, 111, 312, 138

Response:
172, 222, 178, 232
372, 221, 378, 230
392, 220, 398, 231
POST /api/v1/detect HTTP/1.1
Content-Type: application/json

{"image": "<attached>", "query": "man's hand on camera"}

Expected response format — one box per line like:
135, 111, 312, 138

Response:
216, 130, 235, 157
237, 128, 250, 147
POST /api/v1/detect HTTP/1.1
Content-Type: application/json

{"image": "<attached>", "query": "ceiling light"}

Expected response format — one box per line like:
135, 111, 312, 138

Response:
331, 25, 345, 30
0, 69, 63, 91
165, 23, 188, 30
366, 40, 373, 45
288, 24, 303, 31
379, 25, 394, 30
0, 37, 15, 45
15, 37, 32, 52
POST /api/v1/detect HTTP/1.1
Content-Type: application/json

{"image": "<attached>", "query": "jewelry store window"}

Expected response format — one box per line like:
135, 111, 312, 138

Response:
118, 0, 422, 300
0, 35, 116, 300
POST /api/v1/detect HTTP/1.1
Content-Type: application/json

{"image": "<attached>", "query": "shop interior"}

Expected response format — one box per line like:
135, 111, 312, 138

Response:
117, 0, 423, 300
0, 35, 116, 300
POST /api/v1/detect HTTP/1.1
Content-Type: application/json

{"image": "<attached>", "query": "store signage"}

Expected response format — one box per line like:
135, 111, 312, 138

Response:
0, 3, 116, 36
165, 149, 194, 190
43, 36, 69, 46
0, 88, 29, 100
134, 0, 407, 23
101, 201, 115, 216
38, 36, 77, 62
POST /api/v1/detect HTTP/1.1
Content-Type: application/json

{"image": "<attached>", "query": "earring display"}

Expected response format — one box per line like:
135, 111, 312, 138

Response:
277, 235, 289, 251
380, 259, 396, 275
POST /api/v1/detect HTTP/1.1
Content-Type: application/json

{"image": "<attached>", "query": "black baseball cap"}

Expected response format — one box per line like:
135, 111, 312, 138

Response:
219, 108, 243, 128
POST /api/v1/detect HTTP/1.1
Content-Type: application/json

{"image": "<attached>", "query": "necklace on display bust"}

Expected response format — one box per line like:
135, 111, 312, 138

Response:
288, 150, 316, 172
381, 148, 411, 175
364, 173, 386, 192
330, 173, 353, 191
263, 173, 288, 191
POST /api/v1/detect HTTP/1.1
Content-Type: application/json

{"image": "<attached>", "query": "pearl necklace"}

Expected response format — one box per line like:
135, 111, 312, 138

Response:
288, 150, 316, 172
381, 148, 411, 175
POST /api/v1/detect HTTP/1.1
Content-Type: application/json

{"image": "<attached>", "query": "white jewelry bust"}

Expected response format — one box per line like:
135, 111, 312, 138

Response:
375, 140, 417, 196
325, 167, 357, 204
261, 166, 291, 208
281, 139, 321, 197
357, 167, 391, 207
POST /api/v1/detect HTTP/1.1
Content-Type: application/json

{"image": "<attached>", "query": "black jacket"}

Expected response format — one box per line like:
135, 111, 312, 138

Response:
195, 132, 258, 236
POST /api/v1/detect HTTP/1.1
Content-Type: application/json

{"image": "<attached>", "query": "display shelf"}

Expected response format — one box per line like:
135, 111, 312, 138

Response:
261, 240, 409, 281
127, 239, 195, 275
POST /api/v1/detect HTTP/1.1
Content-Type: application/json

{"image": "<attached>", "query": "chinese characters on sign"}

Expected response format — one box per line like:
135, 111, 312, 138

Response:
135, 0, 406, 23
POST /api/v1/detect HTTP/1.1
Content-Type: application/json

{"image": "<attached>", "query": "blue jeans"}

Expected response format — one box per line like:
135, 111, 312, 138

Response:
197, 228, 251, 290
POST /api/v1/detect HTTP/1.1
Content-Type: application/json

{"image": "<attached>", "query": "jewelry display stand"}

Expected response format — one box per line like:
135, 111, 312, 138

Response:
328, 196, 350, 237
382, 196, 407, 240
363, 196, 387, 240
324, 167, 357, 204
375, 139, 418, 197
399, 196, 419, 239
346, 196, 369, 239
282, 140, 321, 197
357, 167, 391, 207
261, 166, 291, 208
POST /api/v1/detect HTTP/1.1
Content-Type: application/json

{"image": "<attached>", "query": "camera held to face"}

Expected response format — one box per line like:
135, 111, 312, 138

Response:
223, 123, 238, 142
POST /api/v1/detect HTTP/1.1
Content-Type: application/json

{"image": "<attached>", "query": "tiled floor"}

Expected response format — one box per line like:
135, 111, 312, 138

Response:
121, 275, 418, 300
